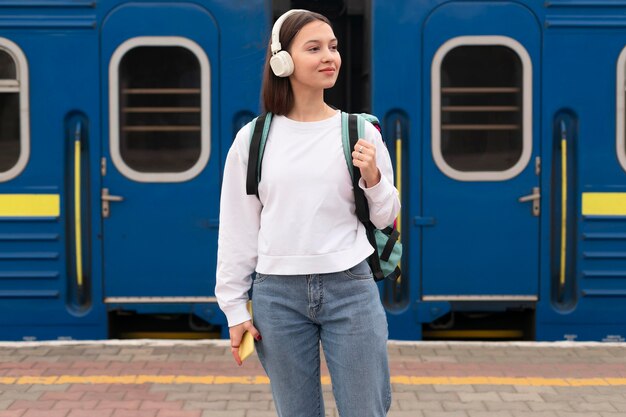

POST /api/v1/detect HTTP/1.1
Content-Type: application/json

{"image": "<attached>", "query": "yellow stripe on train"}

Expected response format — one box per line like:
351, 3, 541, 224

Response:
0, 194, 60, 217
582, 192, 626, 216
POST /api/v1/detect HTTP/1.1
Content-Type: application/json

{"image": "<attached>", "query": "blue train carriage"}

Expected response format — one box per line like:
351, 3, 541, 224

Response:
373, 0, 626, 341
0, 0, 269, 340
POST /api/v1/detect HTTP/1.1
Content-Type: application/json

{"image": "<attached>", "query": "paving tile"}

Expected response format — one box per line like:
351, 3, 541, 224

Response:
0, 411, 25, 417
582, 394, 626, 403
484, 401, 530, 412
458, 392, 500, 402
474, 385, 516, 393
83, 392, 126, 401
96, 400, 141, 410
225, 401, 270, 411
468, 412, 513, 417
199, 411, 245, 417
22, 411, 68, 417
417, 392, 459, 402
27, 384, 70, 393
53, 400, 98, 410
149, 385, 192, 393
514, 385, 557, 394
528, 402, 573, 412
422, 411, 469, 417
164, 393, 210, 402
155, 412, 201, 417
67, 411, 113, 417
124, 390, 167, 401
188, 384, 232, 393
434, 385, 476, 393
9, 400, 55, 410
442, 401, 486, 411
0, 392, 42, 402
386, 412, 425, 417
111, 412, 156, 417
68, 385, 109, 393
243, 412, 281, 417
398, 400, 443, 411
499, 392, 544, 402
511, 412, 558, 417
569, 401, 618, 412
139, 401, 184, 411
182, 401, 227, 411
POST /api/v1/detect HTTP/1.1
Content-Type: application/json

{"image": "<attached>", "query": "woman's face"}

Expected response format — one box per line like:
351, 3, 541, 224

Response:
288, 20, 341, 92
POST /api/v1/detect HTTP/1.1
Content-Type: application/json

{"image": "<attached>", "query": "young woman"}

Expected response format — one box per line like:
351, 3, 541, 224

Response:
215, 9, 400, 417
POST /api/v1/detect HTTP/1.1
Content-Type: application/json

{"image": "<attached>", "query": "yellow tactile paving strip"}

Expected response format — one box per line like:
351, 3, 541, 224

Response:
1, 375, 626, 386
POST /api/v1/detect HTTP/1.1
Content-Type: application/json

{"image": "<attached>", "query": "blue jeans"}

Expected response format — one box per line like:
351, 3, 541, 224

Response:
252, 260, 392, 417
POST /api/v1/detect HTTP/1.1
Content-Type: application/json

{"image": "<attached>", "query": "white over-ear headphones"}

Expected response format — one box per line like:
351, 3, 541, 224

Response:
270, 9, 309, 77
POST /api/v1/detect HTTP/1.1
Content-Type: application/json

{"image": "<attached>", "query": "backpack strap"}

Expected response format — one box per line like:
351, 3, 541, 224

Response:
345, 113, 370, 225
340, 112, 352, 180
342, 112, 385, 281
380, 226, 400, 262
246, 112, 272, 197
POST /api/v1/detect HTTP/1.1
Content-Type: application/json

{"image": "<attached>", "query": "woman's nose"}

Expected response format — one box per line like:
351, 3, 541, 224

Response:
321, 47, 333, 61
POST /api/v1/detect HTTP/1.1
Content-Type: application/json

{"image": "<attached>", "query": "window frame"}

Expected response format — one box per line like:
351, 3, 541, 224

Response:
431, 35, 532, 181
0, 37, 30, 183
109, 36, 211, 183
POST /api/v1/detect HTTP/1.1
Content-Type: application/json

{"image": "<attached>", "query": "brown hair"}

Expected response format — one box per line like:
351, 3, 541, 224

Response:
261, 11, 332, 115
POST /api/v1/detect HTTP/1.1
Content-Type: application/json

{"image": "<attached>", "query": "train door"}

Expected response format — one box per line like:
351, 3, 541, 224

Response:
421, 3, 541, 300
100, 4, 219, 302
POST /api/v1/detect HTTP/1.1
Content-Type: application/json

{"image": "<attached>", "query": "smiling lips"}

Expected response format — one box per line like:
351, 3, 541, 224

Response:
320, 68, 336, 73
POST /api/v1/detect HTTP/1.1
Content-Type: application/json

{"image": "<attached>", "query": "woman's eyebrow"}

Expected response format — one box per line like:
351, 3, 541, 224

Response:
303, 38, 338, 45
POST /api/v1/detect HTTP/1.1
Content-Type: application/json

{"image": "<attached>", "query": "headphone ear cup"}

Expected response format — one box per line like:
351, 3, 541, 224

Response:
270, 51, 294, 77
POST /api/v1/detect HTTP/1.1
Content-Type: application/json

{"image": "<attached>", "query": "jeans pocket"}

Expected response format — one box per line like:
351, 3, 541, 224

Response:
253, 272, 270, 284
344, 260, 373, 281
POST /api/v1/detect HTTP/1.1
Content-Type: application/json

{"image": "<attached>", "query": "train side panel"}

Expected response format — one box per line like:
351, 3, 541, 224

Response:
373, 0, 626, 341
0, 0, 268, 340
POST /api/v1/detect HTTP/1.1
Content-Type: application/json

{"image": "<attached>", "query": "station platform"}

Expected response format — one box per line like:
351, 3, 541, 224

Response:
0, 340, 625, 417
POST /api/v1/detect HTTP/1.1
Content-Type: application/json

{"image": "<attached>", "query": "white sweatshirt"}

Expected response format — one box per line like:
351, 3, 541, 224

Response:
215, 111, 401, 327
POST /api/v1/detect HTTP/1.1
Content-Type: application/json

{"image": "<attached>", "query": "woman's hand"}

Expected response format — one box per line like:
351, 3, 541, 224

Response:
352, 139, 381, 188
229, 320, 262, 366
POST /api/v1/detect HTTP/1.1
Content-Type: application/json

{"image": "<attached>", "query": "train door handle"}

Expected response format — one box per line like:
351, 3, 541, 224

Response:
101, 188, 124, 218
518, 187, 540, 216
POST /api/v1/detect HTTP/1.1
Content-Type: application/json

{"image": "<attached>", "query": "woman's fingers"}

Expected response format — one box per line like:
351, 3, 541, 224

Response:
353, 139, 374, 155
352, 139, 379, 186
231, 346, 243, 366
229, 320, 262, 366
229, 321, 248, 366
243, 322, 263, 341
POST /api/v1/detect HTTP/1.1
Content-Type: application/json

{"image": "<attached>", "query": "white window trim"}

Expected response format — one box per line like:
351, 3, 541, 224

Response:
0, 37, 29, 183
617, 47, 626, 172
431, 36, 532, 181
109, 36, 210, 183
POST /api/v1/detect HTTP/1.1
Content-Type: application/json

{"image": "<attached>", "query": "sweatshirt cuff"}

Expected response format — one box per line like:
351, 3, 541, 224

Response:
223, 302, 252, 327
359, 174, 394, 205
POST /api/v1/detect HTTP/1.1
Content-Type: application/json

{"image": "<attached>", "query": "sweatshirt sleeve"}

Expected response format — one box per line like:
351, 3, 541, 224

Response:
215, 123, 262, 327
358, 122, 401, 229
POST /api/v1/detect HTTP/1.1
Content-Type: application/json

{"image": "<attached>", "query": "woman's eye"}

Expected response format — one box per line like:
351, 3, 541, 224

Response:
308, 47, 319, 52
330, 45, 338, 51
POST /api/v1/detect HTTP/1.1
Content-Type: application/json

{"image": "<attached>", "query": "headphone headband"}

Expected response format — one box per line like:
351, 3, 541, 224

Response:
270, 9, 309, 55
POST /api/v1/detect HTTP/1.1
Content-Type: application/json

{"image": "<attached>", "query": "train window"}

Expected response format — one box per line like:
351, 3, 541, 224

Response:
0, 39, 29, 183
617, 47, 626, 172
109, 37, 210, 182
432, 36, 532, 181
0, 50, 16, 79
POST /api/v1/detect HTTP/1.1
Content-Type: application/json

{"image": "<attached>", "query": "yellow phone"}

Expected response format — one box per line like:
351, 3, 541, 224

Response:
238, 300, 255, 361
